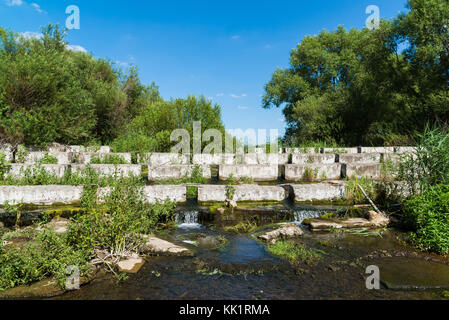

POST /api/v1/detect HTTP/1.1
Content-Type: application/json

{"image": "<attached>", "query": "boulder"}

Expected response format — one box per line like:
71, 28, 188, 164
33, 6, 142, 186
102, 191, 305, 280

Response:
367, 211, 390, 227
303, 219, 343, 231
141, 236, 191, 256
258, 224, 304, 244
117, 255, 145, 274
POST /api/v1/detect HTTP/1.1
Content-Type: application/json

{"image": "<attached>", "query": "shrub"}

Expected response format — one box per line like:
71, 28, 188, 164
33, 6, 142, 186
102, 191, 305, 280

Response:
90, 154, 129, 165
36, 153, 58, 165
404, 185, 449, 254
398, 126, 449, 196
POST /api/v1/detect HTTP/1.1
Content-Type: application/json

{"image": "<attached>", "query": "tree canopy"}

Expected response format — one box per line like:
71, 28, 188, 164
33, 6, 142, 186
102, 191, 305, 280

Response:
0, 24, 227, 152
263, 0, 449, 146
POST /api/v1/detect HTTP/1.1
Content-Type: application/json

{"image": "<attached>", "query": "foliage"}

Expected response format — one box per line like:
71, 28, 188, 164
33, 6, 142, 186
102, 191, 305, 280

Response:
90, 154, 129, 165
404, 185, 449, 254
398, 125, 449, 196
263, 0, 449, 146
224, 221, 258, 234
0, 152, 10, 178
0, 230, 90, 291
36, 153, 58, 165
268, 240, 325, 265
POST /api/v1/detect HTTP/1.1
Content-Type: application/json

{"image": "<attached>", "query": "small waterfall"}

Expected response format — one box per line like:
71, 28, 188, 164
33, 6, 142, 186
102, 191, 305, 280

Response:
175, 210, 202, 229
291, 210, 323, 225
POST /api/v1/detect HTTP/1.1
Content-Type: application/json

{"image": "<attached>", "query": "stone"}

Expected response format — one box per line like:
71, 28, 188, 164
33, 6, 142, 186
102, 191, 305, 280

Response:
139, 153, 190, 165
141, 236, 191, 255
303, 219, 344, 230
192, 154, 235, 165
226, 199, 238, 208
217, 208, 226, 214
76, 152, 132, 164
38, 217, 70, 235
117, 256, 145, 274
344, 163, 383, 179
258, 224, 304, 244
367, 210, 390, 227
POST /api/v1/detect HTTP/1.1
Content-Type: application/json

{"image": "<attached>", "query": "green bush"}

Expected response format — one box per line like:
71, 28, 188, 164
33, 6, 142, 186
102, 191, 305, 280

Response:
90, 154, 129, 165
404, 185, 449, 254
36, 153, 58, 164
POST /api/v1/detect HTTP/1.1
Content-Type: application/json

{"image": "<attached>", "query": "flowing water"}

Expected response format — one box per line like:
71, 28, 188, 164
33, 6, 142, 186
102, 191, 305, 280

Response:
47, 206, 449, 300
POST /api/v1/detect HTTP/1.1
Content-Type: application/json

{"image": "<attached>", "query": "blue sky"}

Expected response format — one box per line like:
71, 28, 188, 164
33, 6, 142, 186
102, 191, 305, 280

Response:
0, 0, 409, 138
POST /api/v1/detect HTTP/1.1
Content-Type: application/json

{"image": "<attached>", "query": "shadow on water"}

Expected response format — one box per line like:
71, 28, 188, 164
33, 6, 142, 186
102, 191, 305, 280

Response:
52, 204, 449, 300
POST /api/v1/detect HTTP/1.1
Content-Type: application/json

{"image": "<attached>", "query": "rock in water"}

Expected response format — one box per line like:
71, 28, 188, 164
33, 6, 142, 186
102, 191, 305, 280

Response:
117, 256, 145, 274
142, 236, 192, 256
367, 211, 390, 227
258, 224, 304, 244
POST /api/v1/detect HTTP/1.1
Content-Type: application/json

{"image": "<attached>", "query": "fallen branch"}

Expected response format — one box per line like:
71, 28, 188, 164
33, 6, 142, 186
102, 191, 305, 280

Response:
357, 184, 382, 215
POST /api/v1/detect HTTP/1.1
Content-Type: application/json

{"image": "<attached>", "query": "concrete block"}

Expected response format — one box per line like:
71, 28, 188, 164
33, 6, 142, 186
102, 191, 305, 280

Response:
76, 152, 131, 164
148, 165, 211, 181
21, 152, 73, 165
359, 147, 395, 153
5, 164, 68, 179
291, 154, 336, 165
338, 153, 381, 164
322, 148, 358, 154
98, 185, 186, 204
197, 185, 285, 202
243, 153, 289, 165
0, 143, 13, 162
219, 165, 278, 182
344, 163, 383, 179
394, 146, 416, 154
192, 154, 235, 165
0, 185, 83, 206
287, 181, 346, 202
284, 147, 319, 154
71, 164, 141, 178
283, 164, 342, 181
139, 153, 190, 166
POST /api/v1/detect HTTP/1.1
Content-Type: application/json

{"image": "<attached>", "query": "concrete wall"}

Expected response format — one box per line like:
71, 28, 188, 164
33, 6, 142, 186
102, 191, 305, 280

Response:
5, 164, 68, 179
0, 185, 83, 206
98, 185, 186, 204
72, 164, 141, 178
359, 147, 395, 153
68, 146, 111, 153
148, 165, 211, 181
192, 154, 235, 165
284, 147, 319, 154
139, 153, 190, 166
283, 164, 342, 182
242, 153, 290, 165
291, 154, 336, 165
344, 163, 383, 179
76, 152, 132, 164
338, 153, 381, 164
286, 181, 346, 202
197, 185, 285, 202
219, 165, 279, 181
21, 152, 73, 165
394, 146, 416, 154
322, 148, 358, 154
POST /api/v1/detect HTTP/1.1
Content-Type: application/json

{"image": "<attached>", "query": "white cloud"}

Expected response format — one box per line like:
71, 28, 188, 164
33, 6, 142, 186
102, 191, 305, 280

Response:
5, 0, 45, 13
6, 0, 24, 6
19, 31, 42, 40
230, 93, 247, 99
31, 2, 42, 13
231, 35, 240, 40
216, 93, 224, 97
265, 44, 272, 49
237, 106, 248, 110
66, 45, 88, 53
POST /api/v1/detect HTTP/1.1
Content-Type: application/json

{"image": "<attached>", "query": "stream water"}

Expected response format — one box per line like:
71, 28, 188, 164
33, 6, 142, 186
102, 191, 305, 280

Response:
49, 205, 449, 300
